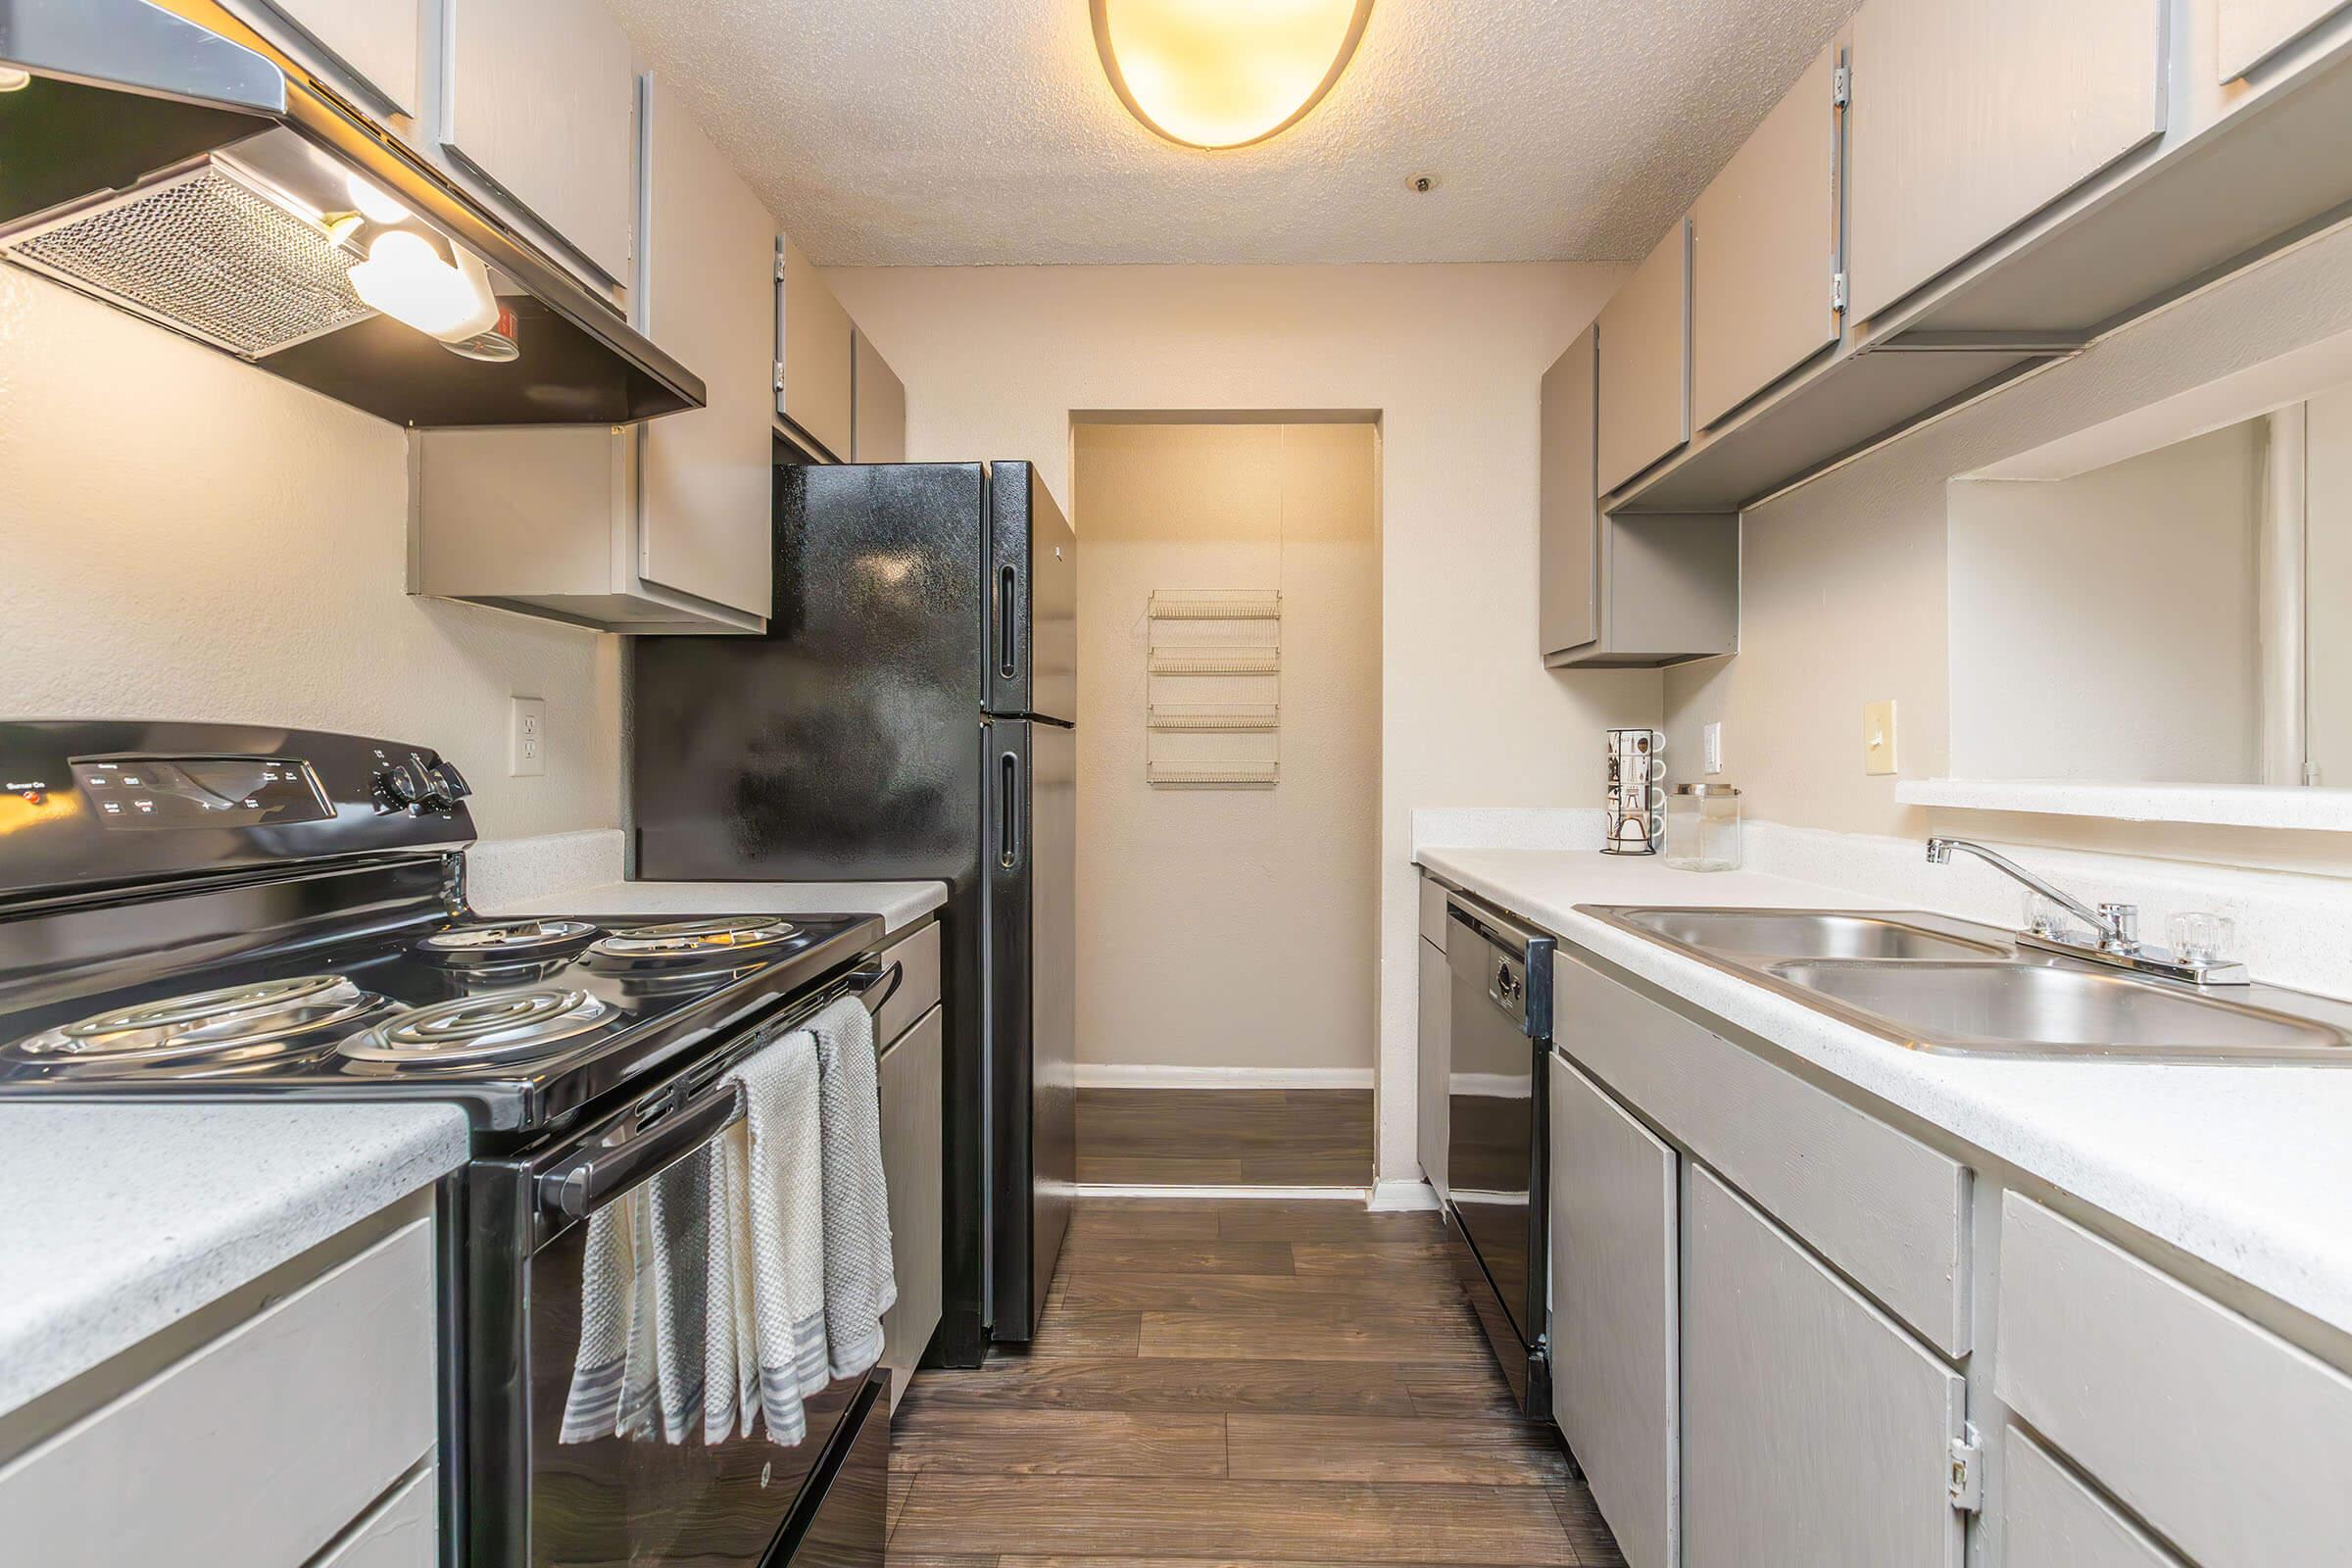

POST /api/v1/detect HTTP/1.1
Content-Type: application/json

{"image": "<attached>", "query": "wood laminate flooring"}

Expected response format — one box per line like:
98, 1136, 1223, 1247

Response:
1075, 1089, 1374, 1187
887, 1198, 1626, 1567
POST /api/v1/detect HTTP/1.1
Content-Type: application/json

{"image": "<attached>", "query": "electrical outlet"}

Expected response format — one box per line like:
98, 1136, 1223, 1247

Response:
1863, 699, 1898, 776
1703, 722, 1724, 776
510, 697, 547, 778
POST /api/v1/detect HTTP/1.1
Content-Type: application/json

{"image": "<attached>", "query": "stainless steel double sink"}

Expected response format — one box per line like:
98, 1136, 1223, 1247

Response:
1582, 906, 2352, 1063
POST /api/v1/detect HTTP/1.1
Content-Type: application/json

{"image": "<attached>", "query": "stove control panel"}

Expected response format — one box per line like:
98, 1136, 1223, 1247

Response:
0, 722, 476, 903
75, 757, 333, 831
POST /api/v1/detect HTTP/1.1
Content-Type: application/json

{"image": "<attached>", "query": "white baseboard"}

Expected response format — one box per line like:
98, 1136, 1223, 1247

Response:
1366, 1178, 1441, 1212
1073, 1064, 1376, 1090
1073, 1183, 1372, 1201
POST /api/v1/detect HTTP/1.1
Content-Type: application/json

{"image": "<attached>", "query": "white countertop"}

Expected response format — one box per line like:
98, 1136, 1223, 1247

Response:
0, 1102, 468, 1421
483, 878, 947, 935
1419, 847, 2352, 1338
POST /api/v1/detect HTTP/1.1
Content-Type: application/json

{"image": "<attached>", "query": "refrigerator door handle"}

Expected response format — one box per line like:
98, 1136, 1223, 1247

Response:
999, 750, 1022, 870
998, 564, 1020, 681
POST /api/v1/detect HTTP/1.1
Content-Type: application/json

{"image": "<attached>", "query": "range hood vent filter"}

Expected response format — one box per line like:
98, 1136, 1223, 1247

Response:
4, 161, 373, 358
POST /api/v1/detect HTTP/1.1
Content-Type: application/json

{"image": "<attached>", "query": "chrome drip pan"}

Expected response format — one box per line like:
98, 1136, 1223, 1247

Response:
417, 919, 601, 963
589, 917, 799, 962
340, 988, 615, 1066
3, 975, 385, 1077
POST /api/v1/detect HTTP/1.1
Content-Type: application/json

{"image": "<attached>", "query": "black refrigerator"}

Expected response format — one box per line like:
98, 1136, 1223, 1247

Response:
631, 461, 1076, 1365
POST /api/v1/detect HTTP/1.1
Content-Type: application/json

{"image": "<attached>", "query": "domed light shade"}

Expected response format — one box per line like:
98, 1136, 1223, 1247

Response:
1093, 0, 1374, 151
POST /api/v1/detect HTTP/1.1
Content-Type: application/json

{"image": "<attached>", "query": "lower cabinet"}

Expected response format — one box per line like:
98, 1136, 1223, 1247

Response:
1548, 1056, 1679, 1568
2002, 1426, 2184, 1568
878, 1003, 946, 1418
1416, 937, 1450, 1201
1680, 1165, 1966, 1568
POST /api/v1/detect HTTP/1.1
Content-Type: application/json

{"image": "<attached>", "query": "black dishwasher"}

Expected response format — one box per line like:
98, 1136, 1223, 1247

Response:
1444, 894, 1554, 1416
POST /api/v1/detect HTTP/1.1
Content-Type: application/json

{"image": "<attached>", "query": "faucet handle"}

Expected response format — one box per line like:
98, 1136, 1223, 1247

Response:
2098, 903, 2139, 951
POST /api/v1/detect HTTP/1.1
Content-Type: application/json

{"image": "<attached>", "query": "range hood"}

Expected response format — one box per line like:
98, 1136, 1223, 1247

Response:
0, 0, 705, 426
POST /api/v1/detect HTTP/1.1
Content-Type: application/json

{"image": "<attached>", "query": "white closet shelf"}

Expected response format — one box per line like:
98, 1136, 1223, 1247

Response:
1147, 761, 1280, 788
1148, 649, 1281, 675
1149, 590, 1283, 621
1149, 704, 1280, 733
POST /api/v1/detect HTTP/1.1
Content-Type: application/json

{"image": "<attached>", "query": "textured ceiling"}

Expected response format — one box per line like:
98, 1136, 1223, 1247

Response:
605, 0, 1861, 267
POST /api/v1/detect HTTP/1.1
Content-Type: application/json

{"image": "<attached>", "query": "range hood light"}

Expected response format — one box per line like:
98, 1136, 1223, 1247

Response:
344, 171, 409, 226
348, 230, 500, 343
0, 66, 30, 92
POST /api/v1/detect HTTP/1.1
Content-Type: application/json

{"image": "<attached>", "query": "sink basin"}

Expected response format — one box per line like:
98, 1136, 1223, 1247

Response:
1770, 960, 2352, 1060
1618, 908, 2007, 962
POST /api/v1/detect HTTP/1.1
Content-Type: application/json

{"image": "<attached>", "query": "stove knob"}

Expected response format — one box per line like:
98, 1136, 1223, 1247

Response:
427, 759, 472, 808
377, 762, 427, 812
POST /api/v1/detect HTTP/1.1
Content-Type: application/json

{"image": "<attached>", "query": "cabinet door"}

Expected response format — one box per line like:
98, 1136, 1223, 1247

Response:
2218, 0, 2352, 78
777, 235, 856, 461
229, 0, 422, 117
1539, 325, 1599, 657
440, 0, 636, 284
2004, 1427, 2185, 1568
879, 1005, 945, 1416
1681, 1165, 1964, 1568
1596, 220, 1690, 495
635, 74, 778, 620
853, 328, 908, 463
1416, 938, 1450, 1201
1845, 0, 2165, 323
1690, 41, 1842, 429
1548, 1058, 1678, 1568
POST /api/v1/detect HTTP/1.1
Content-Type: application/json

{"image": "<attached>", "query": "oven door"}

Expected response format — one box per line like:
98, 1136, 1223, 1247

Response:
506, 1076, 854, 1568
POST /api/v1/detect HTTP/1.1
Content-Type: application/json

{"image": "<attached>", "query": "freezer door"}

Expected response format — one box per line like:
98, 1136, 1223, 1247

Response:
985, 717, 1076, 1341
987, 463, 1078, 723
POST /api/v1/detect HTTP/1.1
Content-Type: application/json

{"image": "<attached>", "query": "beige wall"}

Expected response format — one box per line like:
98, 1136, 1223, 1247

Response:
1663, 222, 2352, 873
1072, 422, 1379, 1071
1947, 421, 2265, 785
0, 271, 622, 842
825, 264, 1652, 1173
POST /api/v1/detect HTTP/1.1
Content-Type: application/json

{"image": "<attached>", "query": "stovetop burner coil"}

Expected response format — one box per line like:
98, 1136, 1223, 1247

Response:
589, 916, 799, 961
4, 975, 386, 1075
338, 987, 615, 1065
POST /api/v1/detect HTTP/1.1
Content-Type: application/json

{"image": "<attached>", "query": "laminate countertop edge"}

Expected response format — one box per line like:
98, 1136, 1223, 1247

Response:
0, 1102, 469, 1422
1417, 846, 2352, 1340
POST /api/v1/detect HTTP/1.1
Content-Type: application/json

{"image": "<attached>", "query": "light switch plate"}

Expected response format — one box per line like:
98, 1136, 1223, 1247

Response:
1703, 722, 1724, 775
1863, 699, 1898, 776
510, 696, 547, 778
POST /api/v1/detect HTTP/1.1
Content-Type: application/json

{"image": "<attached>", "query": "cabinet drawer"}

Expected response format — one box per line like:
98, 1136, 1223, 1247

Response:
1418, 875, 1449, 949
2003, 1426, 2182, 1568
872, 920, 943, 1050
1556, 948, 1970, 1353
0, 1216, 438, 1568
312, 1463, 439, 1568
1996, 1194, 2352, 1568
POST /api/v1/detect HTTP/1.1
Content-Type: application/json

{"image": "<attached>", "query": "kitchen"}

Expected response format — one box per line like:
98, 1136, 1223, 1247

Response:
4, 1, 2352, 1566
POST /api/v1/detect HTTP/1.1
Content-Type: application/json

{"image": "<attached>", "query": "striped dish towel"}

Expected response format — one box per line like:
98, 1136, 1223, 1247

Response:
727, 1030, 831, 1445
558, 1189, 641, 1444
810, 996, 897, 1380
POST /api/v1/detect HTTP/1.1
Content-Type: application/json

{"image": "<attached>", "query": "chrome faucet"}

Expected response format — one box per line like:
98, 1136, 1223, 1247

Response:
1924, 838, 2248, 986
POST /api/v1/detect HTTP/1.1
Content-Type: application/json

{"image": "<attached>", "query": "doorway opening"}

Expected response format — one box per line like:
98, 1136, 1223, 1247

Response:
1067, 412, 1384, 1189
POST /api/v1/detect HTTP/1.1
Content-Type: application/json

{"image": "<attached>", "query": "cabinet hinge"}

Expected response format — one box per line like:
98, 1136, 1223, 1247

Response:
1832, 63, 1850, 107
773, 360, 786, 394
1947, 1427, 1984, 1514
775, 253, 788, 282
1831, 270, 1849, 314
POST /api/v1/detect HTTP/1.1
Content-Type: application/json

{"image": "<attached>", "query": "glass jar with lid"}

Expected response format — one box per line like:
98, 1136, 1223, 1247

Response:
1663, 784, 1741, 871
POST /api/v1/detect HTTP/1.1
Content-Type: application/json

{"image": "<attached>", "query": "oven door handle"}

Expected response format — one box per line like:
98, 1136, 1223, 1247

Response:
536, 1081, 746, 1223
849, 958, 903, 1016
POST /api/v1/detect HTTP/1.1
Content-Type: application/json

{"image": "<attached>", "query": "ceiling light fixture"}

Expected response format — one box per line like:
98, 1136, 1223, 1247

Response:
1092, 0, 1374, 151
0, 67, 31, 93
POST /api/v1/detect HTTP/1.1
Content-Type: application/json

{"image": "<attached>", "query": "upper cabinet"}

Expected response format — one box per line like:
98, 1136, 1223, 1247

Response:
1845, 0, 2166, 323
1596, 219, 1691, 496
1541, 325, 1738, 668
1689, 39, 1843, 430
777, 236, 856, 461
435, 0, 638, 288
853, 329, 908, 464
223, 0, 424, 117
634, 74, 780, 620
2218, 0, 2352, 80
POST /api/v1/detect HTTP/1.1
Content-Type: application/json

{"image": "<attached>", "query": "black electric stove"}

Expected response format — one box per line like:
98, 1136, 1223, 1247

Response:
0, 720, 897, 1568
